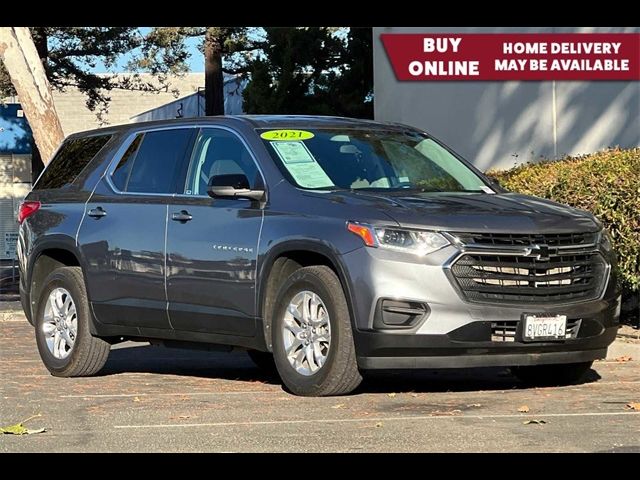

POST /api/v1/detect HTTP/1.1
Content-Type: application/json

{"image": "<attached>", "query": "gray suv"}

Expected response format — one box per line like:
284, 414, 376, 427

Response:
17, 116, 621, 396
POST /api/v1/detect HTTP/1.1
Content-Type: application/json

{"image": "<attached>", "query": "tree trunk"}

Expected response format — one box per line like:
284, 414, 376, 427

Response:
204, 28, 225, 116
0, 27, 64, 164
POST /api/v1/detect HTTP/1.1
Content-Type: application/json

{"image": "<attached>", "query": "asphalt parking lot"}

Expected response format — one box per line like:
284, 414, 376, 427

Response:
1, 309, 639, 452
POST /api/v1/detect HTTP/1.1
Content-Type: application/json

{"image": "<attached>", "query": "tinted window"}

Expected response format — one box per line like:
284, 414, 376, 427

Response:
34, 135, 111, 190
111, 134, 142, 191
124, 129, 193, 194
185, 129, 259, 196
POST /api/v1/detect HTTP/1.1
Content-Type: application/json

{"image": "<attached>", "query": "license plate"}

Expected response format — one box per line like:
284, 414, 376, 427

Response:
523, 314, 567, 341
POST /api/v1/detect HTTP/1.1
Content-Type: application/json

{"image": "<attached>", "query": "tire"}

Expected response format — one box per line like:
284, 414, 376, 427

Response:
34, 267, 110, 377
510, 361, 594, 386
247, 349, 278, 375
271, 265, 362, 396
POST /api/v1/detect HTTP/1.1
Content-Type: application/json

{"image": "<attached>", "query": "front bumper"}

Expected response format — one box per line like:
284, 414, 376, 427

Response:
355, 326, 617, 369
340, 245, 621, 370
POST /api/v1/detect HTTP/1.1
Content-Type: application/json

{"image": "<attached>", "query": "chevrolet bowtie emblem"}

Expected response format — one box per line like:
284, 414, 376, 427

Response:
526, 244, 551, 261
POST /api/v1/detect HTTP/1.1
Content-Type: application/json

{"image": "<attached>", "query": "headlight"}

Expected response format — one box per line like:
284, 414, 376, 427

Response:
347, 222, 449, 256
599, 228, 613, 251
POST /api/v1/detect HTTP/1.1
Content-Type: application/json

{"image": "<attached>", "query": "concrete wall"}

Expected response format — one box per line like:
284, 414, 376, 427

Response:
373, 27, 640, 171
51, 73, 205, 136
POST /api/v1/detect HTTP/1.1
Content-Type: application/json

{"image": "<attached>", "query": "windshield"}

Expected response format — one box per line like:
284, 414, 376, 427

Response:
259, 128, 490, 192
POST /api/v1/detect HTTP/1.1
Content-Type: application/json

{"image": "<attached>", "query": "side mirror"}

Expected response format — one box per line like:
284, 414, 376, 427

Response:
207, 174, 265, 201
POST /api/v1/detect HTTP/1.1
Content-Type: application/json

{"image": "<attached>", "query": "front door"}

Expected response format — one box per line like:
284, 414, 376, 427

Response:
166, 127, 263, 336
79, 128, 195, 329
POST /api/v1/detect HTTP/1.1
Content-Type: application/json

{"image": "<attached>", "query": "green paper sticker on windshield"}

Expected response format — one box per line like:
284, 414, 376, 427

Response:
260, 130, 314, 141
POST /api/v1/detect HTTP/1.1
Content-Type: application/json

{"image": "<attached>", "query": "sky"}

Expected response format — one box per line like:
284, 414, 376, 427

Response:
91, 27, 341, 74
92, 27, 205, 73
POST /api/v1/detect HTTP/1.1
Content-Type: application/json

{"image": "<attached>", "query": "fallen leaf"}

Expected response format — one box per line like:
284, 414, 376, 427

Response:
331, 404, 346, 409
523, 419, 547, 425
1, 424, 47, 435
410, 393, 419, 398
625, 402, 640, 411
615, 356, 633, 362
518, 405, 530, 413
467, 403, 482, 408
133, 397, 141, 402
375, 422, 383, 428
387, 393, 397, 398
1, 423, 28, 435
1, 414, 46, 435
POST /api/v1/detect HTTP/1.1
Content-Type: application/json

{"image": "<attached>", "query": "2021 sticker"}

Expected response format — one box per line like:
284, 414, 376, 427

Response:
260, 130, 315, 141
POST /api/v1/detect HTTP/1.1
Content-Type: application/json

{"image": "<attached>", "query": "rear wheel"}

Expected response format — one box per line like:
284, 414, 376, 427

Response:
510, 361, 594, 386
272, 266, 362, 396
34, 267, 110, 377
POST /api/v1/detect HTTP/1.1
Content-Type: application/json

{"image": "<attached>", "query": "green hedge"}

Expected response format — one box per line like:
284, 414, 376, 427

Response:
487, 147, 639, 295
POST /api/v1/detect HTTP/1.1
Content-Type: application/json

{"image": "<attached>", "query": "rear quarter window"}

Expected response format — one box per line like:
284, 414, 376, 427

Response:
34, 134, 112, 190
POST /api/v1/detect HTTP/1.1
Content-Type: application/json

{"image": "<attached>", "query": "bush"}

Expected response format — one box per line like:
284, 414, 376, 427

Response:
487, 148, 639, 300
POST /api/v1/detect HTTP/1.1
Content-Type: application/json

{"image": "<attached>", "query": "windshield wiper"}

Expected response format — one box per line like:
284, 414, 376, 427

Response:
384, 187, 445, 195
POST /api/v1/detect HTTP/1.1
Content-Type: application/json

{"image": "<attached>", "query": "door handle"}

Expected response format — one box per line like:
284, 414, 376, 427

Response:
87, 207, 107, 218
171, 210, 193, 223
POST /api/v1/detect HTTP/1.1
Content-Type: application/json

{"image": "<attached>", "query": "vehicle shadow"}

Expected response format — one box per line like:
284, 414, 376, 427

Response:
98, 343, 282, 386
99, 343, 602, 394
357, 367, 602, 394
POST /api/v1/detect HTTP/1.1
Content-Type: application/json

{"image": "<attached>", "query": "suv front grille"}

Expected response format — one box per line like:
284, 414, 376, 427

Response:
448, 232, 607, 305
454, 232, 597, 248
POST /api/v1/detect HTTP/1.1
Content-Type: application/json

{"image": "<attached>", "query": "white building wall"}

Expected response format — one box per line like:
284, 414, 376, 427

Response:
130, 75, 248, 123
0, 154, 30, 260
373, 27, 640, 171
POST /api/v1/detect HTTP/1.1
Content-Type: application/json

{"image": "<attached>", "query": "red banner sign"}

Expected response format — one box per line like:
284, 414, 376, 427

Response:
380, 33, 640, 81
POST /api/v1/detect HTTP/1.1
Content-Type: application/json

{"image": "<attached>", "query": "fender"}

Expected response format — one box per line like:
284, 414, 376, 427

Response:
25, 234, 90, 323
256, 238, 360, 350
27, 235, 86, 283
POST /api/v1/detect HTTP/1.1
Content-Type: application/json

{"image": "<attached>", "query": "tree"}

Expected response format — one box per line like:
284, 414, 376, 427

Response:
325, 27, 374, 119
0, 28, 163, 116
133, 27, 256, 115
0, 27, 64, 163
242, 27, 373, 118
1, 27, 187, 172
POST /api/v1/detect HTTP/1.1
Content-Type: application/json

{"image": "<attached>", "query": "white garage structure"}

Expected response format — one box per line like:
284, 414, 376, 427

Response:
373, 27, 640, 171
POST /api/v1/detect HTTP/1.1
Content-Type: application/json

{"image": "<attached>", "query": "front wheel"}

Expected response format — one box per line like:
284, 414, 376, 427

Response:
272, 266, 362, 396
510, 361, 594, 386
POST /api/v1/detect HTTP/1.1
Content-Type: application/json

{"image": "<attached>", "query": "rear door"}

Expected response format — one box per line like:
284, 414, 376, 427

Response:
165, 127, 264, 336
78, 128, 195, 329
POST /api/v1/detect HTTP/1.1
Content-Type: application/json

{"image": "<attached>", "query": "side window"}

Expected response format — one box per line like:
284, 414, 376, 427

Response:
111, 134, 142, 191
34, 134, 111, 190
184, 129, 260, 196
115, 129, 193, 194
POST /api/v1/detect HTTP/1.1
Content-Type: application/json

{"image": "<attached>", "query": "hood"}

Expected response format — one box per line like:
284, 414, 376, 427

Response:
315, 191, 600, 233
